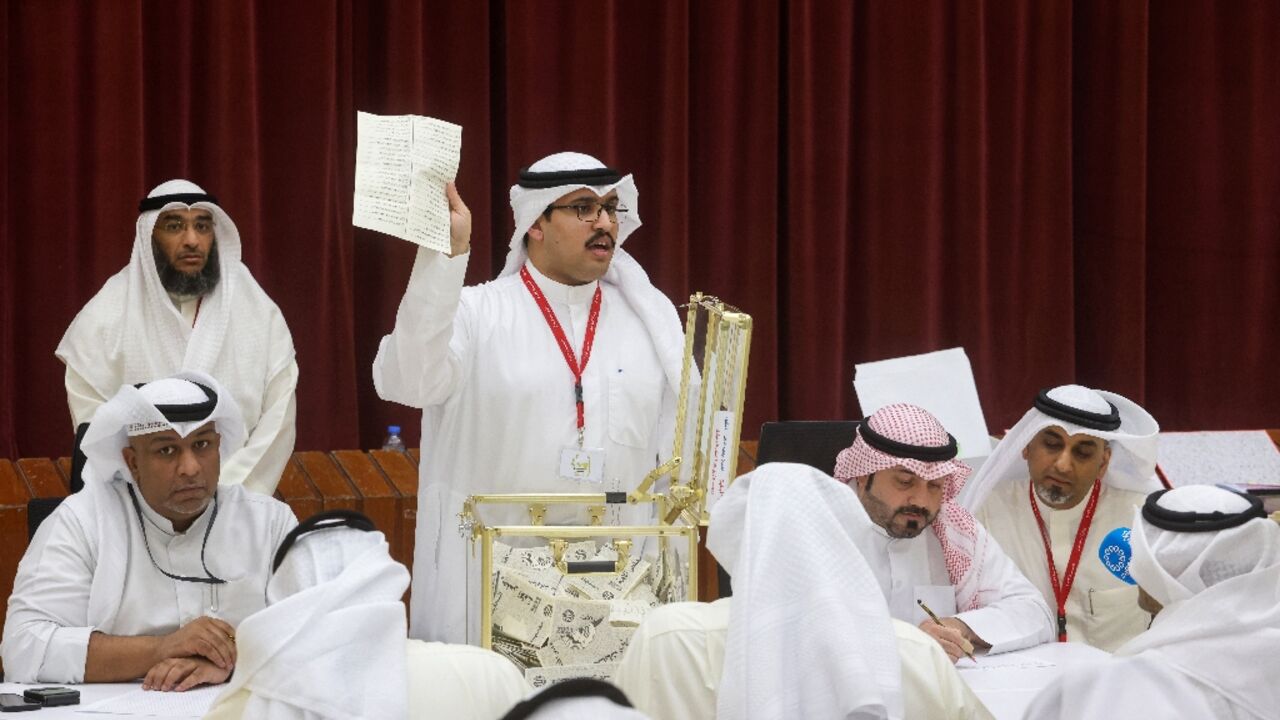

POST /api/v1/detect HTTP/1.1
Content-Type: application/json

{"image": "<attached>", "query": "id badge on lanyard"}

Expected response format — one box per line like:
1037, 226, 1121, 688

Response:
521, 267, 609, 484
559, 445, 606, 483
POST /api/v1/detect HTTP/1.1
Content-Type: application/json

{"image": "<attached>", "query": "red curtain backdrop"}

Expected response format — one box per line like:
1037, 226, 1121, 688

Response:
2, 1, 1276, 461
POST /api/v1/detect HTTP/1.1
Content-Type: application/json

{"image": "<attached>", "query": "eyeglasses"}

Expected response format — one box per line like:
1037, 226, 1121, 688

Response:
156, 217, 215, 236
546, 199, 629, 223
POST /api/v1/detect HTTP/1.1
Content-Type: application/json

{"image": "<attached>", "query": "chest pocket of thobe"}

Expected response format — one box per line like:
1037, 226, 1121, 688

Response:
607, 371, 663, 449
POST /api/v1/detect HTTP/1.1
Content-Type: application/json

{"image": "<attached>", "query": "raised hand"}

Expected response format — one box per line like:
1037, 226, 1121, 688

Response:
446, 182, 472, 258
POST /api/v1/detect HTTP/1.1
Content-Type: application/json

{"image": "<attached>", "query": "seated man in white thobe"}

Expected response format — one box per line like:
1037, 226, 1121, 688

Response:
206, 509, 530, 719
0, 372, 297, 687
834, 404, 1054, 661
614, 464, 993, 720
57, 180, 297, 494
374, 155, 686, 643
956, 385, 1161, 651
1026, 485, 1280, 719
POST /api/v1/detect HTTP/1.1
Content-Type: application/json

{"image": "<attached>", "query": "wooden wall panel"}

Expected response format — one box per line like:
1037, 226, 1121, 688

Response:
273, 457, 321, 522
331, 450, 402, 566
0, 460, 33, 676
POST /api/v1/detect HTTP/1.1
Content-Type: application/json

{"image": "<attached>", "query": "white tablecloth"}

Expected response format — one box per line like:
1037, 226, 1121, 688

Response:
960, 641, 1110, 720
0, 682, 218, 719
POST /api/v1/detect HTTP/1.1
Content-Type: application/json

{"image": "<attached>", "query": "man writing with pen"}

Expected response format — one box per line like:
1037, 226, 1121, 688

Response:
835, 404, 1054, 661
1, 372, 296, 690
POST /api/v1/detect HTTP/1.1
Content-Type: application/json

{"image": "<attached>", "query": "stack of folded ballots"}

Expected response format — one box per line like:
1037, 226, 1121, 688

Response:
488, 539, 682, 687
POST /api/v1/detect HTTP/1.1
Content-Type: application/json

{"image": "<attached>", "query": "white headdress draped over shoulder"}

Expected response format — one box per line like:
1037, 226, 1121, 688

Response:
955, 384, 1161, 511
56, 179, 294, 435
708, 463, 905, 720
502, 152, 683, 405
1119, 485, 1280, 718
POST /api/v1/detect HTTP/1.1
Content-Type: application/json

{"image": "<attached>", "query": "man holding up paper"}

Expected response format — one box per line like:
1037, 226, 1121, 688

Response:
373, 152, 685, 643
956, 385, 1162, 652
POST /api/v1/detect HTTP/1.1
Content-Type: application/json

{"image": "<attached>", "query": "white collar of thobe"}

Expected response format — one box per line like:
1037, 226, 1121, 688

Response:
523, 259, 600, 306
126, 479, 213, 537
166, 290, 201, 310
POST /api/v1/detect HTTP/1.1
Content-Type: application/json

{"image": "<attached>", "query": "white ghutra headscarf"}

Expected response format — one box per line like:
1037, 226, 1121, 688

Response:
955, 384, 1161, 511
56, 179, 294, 433
1119, 485, 1280, 718
707, 463, 905, 720
501, 153, 684, 401
215, 514, 411, 720
75, 372, 244, 631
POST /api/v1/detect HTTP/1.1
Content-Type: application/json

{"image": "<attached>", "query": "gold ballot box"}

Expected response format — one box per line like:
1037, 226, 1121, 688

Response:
458, 293, 751, 685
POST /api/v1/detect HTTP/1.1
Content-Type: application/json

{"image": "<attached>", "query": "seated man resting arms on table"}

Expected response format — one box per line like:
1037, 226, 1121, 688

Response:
1, 372, 296, 689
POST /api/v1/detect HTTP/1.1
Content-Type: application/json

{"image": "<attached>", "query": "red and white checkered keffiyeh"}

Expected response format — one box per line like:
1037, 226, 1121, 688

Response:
834, 403, 991, 611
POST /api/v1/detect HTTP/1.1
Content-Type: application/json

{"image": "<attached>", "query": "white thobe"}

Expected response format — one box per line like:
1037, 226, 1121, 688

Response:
0, 481, 296, 683
373, 248, 676, 643
60, 284, 297, 496
1024, 653, 1252, 719
861, 524, 1053, 654
613, 599, 994, 720
975, 479, 1150, 652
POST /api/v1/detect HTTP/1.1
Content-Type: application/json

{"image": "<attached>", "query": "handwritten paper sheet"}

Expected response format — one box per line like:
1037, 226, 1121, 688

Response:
77, 685, 222, 717
854, 347, 994, 461
1158, 431, 1280, 487
353, 111, 461, 252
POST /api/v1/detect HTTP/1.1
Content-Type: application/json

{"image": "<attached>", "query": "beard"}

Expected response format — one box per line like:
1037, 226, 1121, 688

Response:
153, 239, 221, 296
1033, 480, 1073, 507
885, 504, 936, 538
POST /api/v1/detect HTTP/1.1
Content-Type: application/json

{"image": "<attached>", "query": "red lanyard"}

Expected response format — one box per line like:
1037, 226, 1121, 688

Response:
1028, 478, 1101, 642
520, 266, 602, 442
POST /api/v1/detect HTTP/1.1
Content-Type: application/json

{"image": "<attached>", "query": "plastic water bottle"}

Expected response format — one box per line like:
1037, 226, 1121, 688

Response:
382, 425, 407, 453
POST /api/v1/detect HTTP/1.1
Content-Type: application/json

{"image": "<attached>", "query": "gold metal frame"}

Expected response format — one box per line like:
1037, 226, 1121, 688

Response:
459, 293, 752, 651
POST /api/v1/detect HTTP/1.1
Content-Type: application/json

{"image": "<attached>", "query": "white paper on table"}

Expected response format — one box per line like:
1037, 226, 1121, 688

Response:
854, 347, 993, 461
353, 111, 461, 252
1158, 431, 1280, 487
76, 685, 223, 717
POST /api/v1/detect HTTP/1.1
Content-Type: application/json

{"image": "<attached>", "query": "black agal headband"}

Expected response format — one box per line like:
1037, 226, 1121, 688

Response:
132, 381, 218, 422
517, 165, 622, 189
1142, 488, 1266, 533
138, 192, 220, 213
1033, 388, 1121, 432
859, 418, 958, 462
272, 509, 377, 573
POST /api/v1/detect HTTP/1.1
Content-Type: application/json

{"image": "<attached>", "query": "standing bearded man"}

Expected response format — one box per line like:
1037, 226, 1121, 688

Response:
57, 180, 297, 494
956, 385, 1161, 651
374, 153, 686, 643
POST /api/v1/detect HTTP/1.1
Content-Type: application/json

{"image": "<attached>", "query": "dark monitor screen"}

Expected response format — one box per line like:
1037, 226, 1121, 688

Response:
754, 420, 859, 475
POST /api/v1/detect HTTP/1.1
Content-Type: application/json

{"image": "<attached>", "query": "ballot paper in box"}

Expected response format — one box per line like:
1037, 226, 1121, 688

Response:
458, 293, 752, 683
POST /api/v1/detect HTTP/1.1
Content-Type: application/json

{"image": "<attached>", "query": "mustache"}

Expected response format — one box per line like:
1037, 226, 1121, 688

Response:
585, 230, 615, 248
894, 505, 933, 520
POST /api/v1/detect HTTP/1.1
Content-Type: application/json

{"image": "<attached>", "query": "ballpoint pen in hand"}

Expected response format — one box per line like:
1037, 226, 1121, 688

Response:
918, 599, 977, 662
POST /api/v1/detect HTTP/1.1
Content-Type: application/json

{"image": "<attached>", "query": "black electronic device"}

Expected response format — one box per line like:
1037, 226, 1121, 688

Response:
24, 686, 81, 706
0, 693, 40, 712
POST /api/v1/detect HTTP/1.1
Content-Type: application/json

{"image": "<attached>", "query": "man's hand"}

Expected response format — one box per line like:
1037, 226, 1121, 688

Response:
155, 616, 237, 670
142, 656, 231, 692
918, 618, 976, 663
446, 182, 471, 258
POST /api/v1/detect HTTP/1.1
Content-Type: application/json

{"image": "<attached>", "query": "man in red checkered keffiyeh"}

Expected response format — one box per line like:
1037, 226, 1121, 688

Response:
835, 404, 1054, 662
